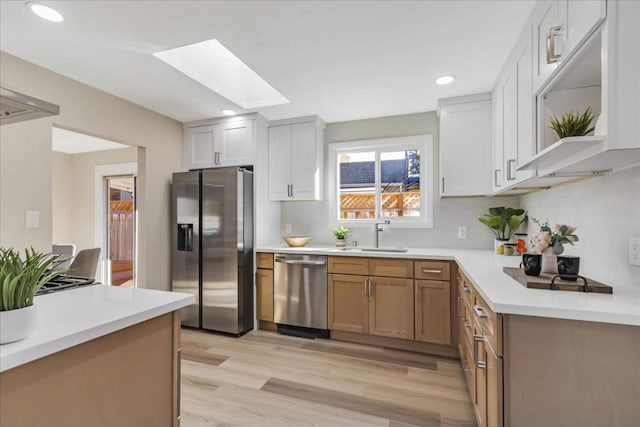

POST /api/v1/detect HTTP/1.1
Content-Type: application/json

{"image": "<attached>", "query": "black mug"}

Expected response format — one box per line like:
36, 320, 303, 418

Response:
557, 256, 580, 281
521, 253, 542, 276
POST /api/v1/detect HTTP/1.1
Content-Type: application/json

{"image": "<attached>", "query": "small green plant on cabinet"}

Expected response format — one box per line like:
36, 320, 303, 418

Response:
0, 248, 64, 311
478, 207, 527, 240
333, 226, 350, 240
549, 107, 596, 139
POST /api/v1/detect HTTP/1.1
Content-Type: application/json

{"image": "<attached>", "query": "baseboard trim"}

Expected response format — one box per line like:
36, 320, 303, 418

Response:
258, 320, 277, 332
331, 330, 460, 359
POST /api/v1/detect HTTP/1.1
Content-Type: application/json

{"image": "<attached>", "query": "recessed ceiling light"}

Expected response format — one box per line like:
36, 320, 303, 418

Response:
153, 39, 289, 109
436, 75, 455, 85
27, 2, 63, 22
221, 109, 236, 116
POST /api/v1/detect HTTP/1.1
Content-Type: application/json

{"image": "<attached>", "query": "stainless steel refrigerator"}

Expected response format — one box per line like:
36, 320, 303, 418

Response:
171, 167, 253, 335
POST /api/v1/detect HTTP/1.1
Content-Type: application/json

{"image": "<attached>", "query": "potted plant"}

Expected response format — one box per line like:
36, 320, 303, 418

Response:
478, 207, 527, 254
531, 219, 579, 274
333, 226, 350, 248
0, 248, 63, 344
549, 107, 596, 139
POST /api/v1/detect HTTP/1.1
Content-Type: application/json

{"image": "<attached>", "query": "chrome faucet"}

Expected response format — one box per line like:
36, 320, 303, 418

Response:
373, 220, 390, 248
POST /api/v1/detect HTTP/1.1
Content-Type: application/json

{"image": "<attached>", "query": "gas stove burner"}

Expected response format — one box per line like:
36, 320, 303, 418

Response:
37, 275, 98, 295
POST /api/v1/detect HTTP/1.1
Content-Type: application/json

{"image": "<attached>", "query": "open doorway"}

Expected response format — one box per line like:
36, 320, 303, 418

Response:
106, 176, 136, 287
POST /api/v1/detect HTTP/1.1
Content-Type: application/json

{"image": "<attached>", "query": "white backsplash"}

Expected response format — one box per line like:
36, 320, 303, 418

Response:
521, 166, 640, 288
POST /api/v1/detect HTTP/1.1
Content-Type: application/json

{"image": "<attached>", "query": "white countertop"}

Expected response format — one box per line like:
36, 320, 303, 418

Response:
0, 285, 194, 373
257, 245, 640, 326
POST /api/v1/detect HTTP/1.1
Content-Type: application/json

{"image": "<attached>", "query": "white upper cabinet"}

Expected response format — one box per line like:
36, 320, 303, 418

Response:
563, 0, 606, 57
217, 120, 254, 167
438, 95, 493, 197
183, 118, 256, 170
492, 83, 504, 192
184, 125, 216, 170
267, 125, 292, 201
533, 0, 606, 93
532, 0, 562, 92
268, 117, 325, 201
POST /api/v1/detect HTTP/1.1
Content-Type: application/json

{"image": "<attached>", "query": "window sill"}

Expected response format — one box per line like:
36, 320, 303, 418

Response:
333, 220, 433, 229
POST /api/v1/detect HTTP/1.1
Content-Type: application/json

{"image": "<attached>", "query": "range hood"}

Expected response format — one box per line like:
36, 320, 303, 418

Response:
0, 86, 59, 125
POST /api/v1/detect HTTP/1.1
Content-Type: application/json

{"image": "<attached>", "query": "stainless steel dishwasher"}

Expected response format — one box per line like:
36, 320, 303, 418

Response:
273, 253, 328, 338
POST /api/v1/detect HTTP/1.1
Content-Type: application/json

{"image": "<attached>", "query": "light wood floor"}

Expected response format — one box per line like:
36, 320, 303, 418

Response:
180, 329, 476, 427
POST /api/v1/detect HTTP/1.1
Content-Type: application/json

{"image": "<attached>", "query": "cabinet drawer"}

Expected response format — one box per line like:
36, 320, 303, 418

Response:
459, 298, 474, 351
328, 256, 369, 275
461, 337, 476, 405
457, 271, 474, 308
415, 261, 451, 281
473, 292, 502, 356
256, 252, 274, 270
369, 258, 413, 278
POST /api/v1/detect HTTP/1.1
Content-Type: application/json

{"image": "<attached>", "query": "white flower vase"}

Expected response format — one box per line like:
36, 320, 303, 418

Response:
335, 238, 346, 248
541, 249, 558, 274
0, 304, 38, 344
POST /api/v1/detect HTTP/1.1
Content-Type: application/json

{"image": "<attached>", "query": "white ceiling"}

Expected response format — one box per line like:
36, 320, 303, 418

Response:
0, 1, 535, 124
52, 127, 130, 154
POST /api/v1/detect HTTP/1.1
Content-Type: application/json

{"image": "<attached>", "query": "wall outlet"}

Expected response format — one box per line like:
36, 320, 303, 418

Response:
630, 237, 640, 266
285, 223, 292, 234
457, 226, 467, 239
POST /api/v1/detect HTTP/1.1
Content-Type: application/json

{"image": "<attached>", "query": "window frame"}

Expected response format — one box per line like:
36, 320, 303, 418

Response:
328, 134, 434, 228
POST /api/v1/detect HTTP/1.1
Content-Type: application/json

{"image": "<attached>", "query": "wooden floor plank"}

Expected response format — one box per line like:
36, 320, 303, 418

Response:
180, 329, 476, 427
262, 377, 443, 427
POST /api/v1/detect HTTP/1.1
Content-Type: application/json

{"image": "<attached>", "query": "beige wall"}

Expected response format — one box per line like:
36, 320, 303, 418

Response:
52, 147, 138, 252
0, 119, 53, 252
281, 112, 520, 249
51, 151, 73, 244
0, 51, 182, 290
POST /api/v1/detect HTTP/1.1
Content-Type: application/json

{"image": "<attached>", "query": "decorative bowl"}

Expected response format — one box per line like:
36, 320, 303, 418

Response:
283, 236, 311, 247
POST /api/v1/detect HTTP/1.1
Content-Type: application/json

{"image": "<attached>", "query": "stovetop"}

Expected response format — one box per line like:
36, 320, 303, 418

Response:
37, 275, 98, 295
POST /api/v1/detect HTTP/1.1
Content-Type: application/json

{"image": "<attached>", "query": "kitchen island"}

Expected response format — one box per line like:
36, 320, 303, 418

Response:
0, 285, 194, 427
257, 246, 640, 426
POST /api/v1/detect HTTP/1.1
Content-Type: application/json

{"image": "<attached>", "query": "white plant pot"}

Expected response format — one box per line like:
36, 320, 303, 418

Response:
0, 304, 38, 345
541, 249, 559, 274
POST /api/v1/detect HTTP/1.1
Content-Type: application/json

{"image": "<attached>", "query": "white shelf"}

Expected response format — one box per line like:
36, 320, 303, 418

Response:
517, 136, 605, 172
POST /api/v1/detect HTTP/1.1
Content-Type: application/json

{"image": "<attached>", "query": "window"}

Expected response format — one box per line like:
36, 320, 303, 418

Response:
329, 135, 433, 227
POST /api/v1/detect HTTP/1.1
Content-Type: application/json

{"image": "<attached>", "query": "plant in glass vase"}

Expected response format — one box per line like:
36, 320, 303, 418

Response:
531, 218, 579, 274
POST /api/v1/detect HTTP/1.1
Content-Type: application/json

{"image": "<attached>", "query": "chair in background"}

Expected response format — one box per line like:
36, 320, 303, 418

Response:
51, 243, 76, 271
67, 248, 101, 279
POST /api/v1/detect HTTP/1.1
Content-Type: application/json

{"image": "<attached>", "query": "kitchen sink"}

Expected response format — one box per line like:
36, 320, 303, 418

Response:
336, 247, 409, 253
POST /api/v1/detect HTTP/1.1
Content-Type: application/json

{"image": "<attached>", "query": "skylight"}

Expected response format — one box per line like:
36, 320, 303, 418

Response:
153, 39, 289, 109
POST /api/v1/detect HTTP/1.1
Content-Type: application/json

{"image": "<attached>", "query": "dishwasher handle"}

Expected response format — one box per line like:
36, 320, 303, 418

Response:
274, 257, 327, 266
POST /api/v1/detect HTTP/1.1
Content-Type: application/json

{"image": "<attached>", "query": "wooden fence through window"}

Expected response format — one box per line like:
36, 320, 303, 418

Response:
339, 192, 420, 219
109, 200, 134, 262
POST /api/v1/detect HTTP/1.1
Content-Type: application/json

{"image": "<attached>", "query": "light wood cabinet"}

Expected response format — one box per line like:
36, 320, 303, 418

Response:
256, 252, 275, 327
438, 95, 493, 197
414, 260, 450, 281
183, 119, 255, 170
415, 280, 451, 345
256, 269, 274, 322
328, 274, 369, 334
369, 277, 414, 340
458, 268, 503, 427
268, 117, 325, 201
329, 257, 453, 347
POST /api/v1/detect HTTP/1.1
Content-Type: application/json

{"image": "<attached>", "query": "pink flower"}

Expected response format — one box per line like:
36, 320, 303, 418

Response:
567, 225, 577, 233
531, 232, 551, 253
